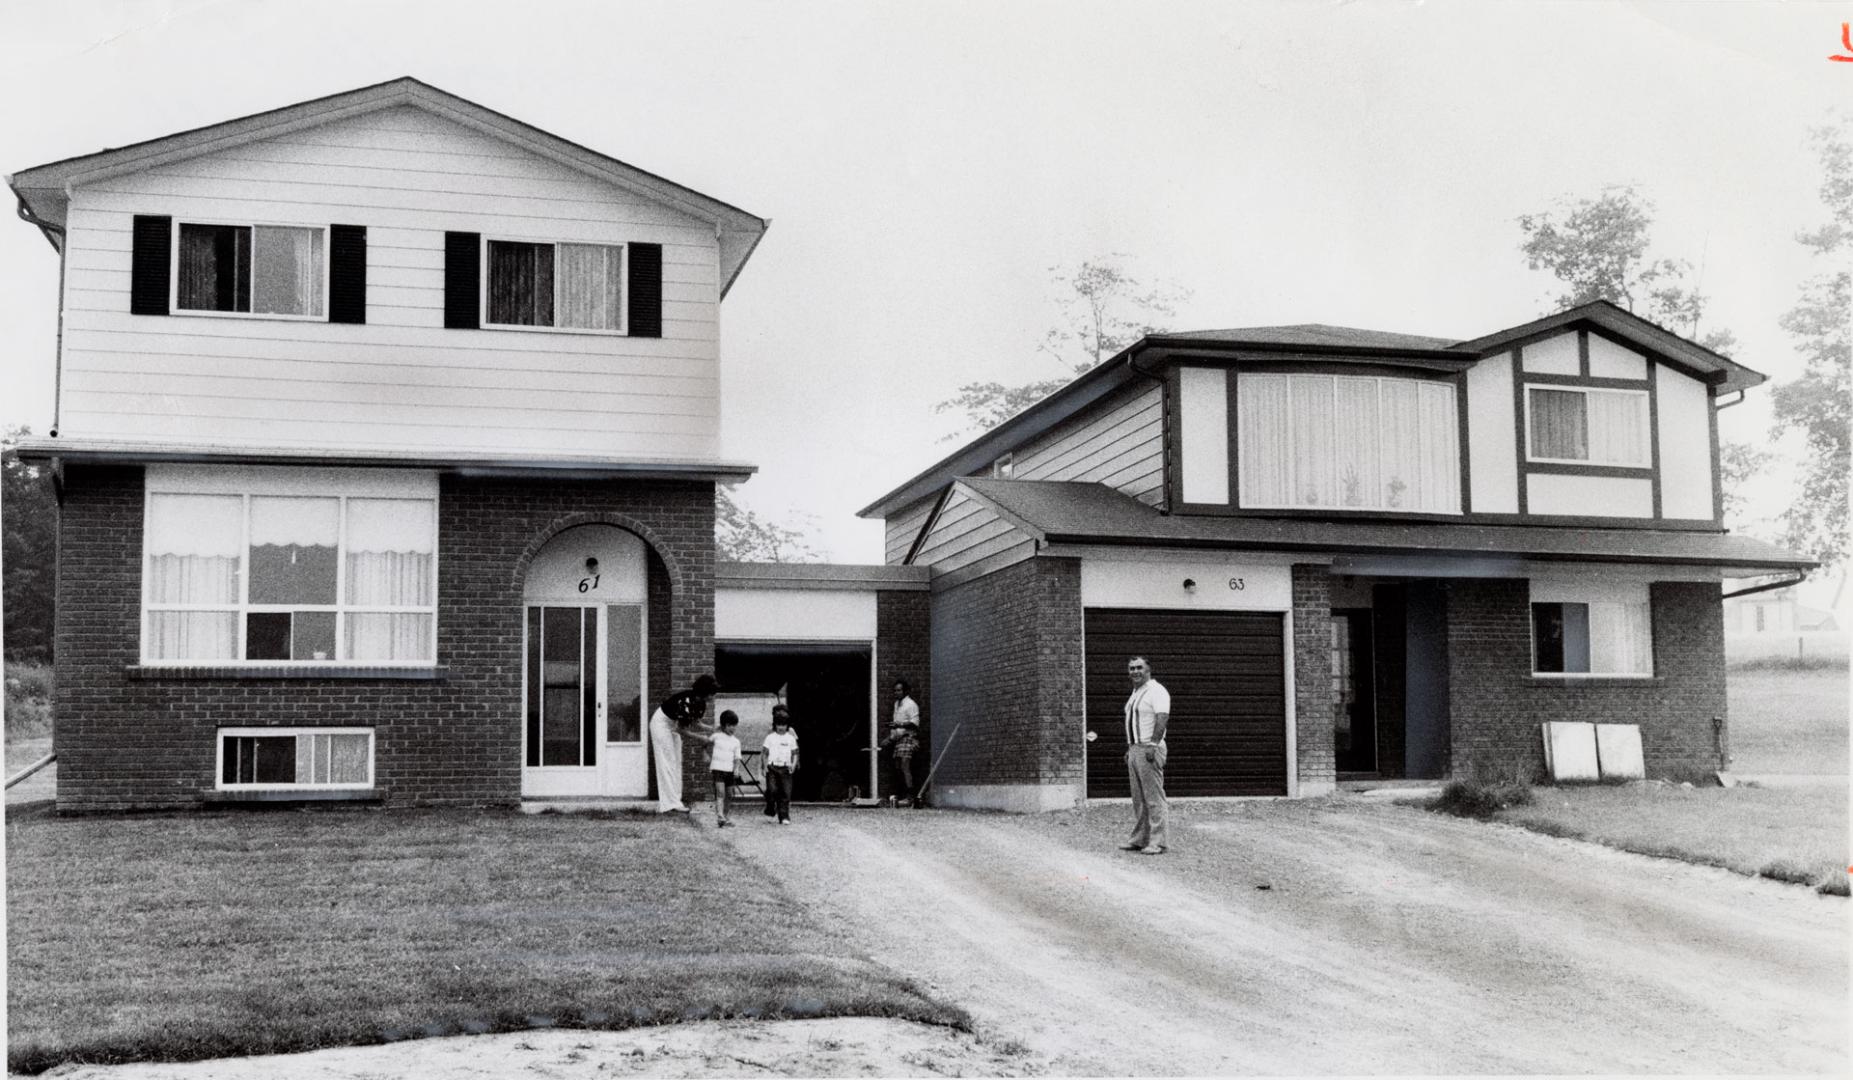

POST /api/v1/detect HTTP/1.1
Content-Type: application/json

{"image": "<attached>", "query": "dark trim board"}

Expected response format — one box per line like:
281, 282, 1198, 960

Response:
1522, 372, 1652, 390
1227, 360, 1465, 382
1523, 462, 1654, 479
1648, 360, 1663, 519
1708, 387, 1725, 525
1454, 369, 1472, 514
1512, 345, 1530, 514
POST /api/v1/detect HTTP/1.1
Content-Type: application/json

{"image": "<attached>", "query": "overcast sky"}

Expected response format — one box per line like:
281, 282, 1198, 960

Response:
1, 0, 1844, 561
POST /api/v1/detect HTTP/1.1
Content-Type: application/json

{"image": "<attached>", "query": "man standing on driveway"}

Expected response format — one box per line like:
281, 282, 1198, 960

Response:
1119, 656, 1170, 855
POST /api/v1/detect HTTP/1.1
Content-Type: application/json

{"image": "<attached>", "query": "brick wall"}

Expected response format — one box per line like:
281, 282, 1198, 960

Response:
1445, 578, 1727, 780
876, 589, 931, 793
927, 557, 1084, 790
1291, 564, 1336, 792
52, 465, 716, 812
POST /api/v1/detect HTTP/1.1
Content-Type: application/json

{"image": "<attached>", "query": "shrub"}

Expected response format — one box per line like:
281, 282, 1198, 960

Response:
1432, 777, 1535, 818
5, 661, 53, 740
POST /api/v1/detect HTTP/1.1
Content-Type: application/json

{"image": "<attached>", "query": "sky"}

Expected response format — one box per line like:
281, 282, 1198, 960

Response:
0, 0, 1845, 563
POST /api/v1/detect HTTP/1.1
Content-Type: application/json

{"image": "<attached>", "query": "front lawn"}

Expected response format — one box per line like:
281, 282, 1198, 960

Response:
1726, 668, 1848, 775
5, 807, 962, 1074
1493, 782, 1848, 894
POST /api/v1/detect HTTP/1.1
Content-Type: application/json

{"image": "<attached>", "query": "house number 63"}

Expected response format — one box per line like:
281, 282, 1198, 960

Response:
1228, 577, 1245, 590
578, 574, 601, 593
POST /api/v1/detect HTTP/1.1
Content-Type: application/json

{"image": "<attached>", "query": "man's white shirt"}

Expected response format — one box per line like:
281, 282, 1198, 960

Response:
1124, 679, 1171, 744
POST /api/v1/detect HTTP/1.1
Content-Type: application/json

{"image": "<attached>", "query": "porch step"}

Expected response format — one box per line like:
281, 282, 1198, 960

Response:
519, 797, 662, 815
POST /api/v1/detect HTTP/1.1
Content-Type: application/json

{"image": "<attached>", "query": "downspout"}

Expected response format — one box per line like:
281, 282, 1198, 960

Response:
14, 192, 68, 436
1713, 390, 1746, 411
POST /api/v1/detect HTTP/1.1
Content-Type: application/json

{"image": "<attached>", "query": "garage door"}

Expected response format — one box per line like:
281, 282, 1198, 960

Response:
1084, 608, 1288, 797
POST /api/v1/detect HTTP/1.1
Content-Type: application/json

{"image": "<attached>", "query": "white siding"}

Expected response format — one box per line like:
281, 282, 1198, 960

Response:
1522, 332, 1579, 375
999, 382, 1165, 506
59, 106, 722, 460
1656, 364, 1715, 520
1526, 474, 1654, 518
716, 589, 878, 640
910, 487, 1031, 574
1178, 367, 1229, 504
1589, 336, 1648, 380
1465, 351, 1518, 513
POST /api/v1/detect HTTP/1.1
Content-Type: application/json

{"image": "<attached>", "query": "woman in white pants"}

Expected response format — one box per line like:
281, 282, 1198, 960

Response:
650, 674, 719, 812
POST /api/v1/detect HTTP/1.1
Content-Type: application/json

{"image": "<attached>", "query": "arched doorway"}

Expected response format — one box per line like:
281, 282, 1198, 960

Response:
521, 525, 649, 797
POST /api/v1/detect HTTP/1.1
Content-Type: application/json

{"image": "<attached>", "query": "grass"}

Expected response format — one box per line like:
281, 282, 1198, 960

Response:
4, 660, 54, 777
4, 807, 964, 1074
1432, 775, 1535, 818
1727, 668, 1848, 775
1494, 782, 1848, 895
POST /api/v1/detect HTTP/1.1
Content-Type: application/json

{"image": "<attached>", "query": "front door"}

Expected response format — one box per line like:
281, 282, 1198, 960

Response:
1332, 609, 1378, 773
522, 603, 647, 797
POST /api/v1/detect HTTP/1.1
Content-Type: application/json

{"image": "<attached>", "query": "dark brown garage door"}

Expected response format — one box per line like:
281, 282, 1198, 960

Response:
1085, 608, 1288, 797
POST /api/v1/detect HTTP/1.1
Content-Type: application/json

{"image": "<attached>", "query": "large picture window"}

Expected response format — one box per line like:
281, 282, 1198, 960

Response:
1526, 386, 1650, 467
176, 222, 326, 317
217, 727, 373, 789
1238, 373, 1461, 513
143, 471, 437, 665
485, 239, 624, 331
1531, 579, 1653, 676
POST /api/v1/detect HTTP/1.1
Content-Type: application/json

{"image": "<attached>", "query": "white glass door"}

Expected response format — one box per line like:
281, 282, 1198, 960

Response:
599, 604, 648, 797
522, 604, 604, 797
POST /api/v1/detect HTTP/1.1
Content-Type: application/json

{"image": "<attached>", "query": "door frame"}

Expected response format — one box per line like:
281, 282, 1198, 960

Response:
521, 602, 648, 798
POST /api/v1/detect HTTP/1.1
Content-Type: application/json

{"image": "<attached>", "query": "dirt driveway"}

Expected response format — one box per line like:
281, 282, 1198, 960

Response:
27, 795, 1848, 1077
722, 797, 1847, 1075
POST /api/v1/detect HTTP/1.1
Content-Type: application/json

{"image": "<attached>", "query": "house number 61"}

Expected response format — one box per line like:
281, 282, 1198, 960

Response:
578, 574, 601, 593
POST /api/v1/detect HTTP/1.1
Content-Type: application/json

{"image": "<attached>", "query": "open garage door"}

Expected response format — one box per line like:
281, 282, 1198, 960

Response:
714, 642, 873, 803
1084, 608, 1288, 797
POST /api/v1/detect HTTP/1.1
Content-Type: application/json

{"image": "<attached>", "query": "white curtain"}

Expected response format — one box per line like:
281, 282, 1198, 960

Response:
1590, 601, 1652, 674
1587, 390, 1649, 466
252, 226, 324, 317
345, 498, 435, 661
1376, 379, 1419, 510
1530, 389, 1588, 460
298, 733, 370, 784
1288, 375, 1336, 506
1333, 378, 1379, 508
558, 243, 623, 330
1418, 382, 1461, 512
1237, 374, 1289, 506
146, 494, 241, 660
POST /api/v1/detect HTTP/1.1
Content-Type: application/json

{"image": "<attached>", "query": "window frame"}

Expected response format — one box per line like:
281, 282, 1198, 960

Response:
215, 726, 375, 791
1523, 384, 1652, 468
479, 234, 629, 335
1235, 371, 1463, 514
170, 219, 330, 322
1528, 579, 1655, 679
140, 469, 439, 668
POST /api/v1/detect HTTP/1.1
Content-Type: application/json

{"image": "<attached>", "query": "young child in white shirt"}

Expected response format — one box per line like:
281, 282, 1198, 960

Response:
760, 705, 800, 824
708, 711, 743, 828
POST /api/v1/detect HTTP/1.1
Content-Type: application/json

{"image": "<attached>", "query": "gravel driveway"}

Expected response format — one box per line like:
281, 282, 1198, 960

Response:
724, 796, 1847, 1075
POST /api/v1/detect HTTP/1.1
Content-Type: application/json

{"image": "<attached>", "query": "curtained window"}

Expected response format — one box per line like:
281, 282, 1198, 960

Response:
219, 728, 372, 788
177, 223, 324, 316
486, 239, 624, 330
143, 488, 436, 664
1531, 580, 1653, 676
1527, 386, 1650, 466
1237, 373, 1461, 513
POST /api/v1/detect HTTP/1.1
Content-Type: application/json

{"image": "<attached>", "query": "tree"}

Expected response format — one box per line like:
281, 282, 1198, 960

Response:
1518, 185, 1736, 353
715, 486, 821, 563
936, 258, 1189, 436
3, 426, 57, 661
1771, 124, 1851, 569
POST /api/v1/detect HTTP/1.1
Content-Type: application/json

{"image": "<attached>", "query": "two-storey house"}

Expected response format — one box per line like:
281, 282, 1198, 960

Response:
860, 309, 1814, 810
10, 78, 790, 810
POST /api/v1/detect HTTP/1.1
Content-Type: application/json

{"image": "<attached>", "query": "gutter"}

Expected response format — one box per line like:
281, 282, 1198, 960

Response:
12, 189, 67, 435
1722, 572, 1809, 599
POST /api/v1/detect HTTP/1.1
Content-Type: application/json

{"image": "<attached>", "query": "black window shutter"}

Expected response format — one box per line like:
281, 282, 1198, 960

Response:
444, 231, 481, 329
328, 225, 367, 324
130, 215, 172, 316
628, 242, 661, 338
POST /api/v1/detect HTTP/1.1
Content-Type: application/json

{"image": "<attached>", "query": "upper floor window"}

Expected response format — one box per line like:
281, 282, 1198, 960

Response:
177, 222, 326, 318
1526, 386, 1650, 467
142, 468, 437, 666
1238, 373, 1461, 514
485, 239, 625, 332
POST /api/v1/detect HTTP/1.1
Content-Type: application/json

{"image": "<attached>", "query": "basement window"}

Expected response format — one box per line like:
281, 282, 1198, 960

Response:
217, 727, 373, 789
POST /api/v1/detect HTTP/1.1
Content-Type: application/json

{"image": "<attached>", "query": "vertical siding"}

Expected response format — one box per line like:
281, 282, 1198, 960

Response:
58, 106, 722, 460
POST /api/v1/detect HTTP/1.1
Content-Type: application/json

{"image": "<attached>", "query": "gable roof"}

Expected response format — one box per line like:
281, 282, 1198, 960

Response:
860, 301, 1770, 519
955, 478, 1815, 573
7, 76, 770, 296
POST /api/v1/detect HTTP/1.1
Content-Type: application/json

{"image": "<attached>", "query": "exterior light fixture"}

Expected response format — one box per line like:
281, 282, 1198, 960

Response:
1182, 578, 1197, 591
585, 557, 599, 574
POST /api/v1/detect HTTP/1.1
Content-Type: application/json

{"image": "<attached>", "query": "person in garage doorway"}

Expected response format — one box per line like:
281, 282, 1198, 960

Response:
1119, 656, 1170, 855
761, 705, 800, 824
650, 674, 720, 814
882, 678, 923, 807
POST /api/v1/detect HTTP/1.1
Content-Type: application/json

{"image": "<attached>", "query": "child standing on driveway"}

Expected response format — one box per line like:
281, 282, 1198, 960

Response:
761, 705, 800, 824
709, 711, 743, 828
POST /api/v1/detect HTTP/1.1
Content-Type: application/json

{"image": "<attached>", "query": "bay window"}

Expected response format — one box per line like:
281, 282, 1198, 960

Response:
485, 239, 625, 331
176, 222, 326, 317
1531, 579, 1654, 676
1526, 386, 1650, 467
143, 470, 437, 665
1238, 373, 1461, 513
